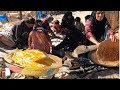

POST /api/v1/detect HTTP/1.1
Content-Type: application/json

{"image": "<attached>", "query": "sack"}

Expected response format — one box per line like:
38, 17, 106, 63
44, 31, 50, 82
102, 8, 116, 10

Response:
1, 35, 15, 47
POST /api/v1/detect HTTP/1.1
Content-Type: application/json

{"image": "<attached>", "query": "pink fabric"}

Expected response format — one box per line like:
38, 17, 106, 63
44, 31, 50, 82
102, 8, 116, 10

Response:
85, 20, 94, 39
53, 24, 62, 33
85, 19, 114, 39
107, 28, 114, 35
28, 31, 52, 54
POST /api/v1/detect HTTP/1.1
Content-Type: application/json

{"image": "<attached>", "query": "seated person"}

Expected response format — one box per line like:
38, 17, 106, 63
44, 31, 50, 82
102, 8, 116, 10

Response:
51, 20, 65, 39
51, 20, 62, 33
0, 17, 35, 49
53, 25, 86, 52
85, 11, 116, 46
61, 11, 75, 30
12, 16, 35, 49
28, 20, 52, 54
40, 14, 47, 23
75, 17, 85, 34
85, 15, 91, 22
42, 16, 55, 38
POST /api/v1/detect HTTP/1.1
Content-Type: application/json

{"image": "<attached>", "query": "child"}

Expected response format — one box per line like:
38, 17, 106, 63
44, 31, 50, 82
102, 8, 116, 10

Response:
42, 16, 55, 38
85, 15, 91, 22
51, 20, 62, 33
28, 20, 52, 54
40, 14, 47, 23
75, 17, 85, 34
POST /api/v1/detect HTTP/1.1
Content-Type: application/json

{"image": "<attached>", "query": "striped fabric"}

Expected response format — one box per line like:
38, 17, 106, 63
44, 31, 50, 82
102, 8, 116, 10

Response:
85, 19, 114, 40
28, 31, 52, 54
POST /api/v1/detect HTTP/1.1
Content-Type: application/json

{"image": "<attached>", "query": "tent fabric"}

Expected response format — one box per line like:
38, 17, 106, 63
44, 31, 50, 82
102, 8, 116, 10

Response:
38, 11, 53, 19
38, 11, 43, 19
0, 13, 9, 22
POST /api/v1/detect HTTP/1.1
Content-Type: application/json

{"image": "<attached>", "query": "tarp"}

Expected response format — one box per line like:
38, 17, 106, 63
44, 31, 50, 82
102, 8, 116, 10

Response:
38, 11, 43, 19
38, 11, 53, 19
0, 13, 9, 22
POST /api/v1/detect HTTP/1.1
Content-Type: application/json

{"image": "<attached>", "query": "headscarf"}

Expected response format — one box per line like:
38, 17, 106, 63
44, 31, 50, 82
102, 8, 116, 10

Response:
90, 11, 107, 24
61, 11, 74, 29
89, 11, 111, 40
24, 16, 35, 24
63, 11, 72, 20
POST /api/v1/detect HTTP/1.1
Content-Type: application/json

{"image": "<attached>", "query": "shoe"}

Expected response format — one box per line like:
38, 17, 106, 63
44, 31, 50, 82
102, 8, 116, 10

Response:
69, 60, 81, 70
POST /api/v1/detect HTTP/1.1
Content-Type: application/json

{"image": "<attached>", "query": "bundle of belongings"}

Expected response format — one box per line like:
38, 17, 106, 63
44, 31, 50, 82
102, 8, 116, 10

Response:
0, 23, 13, 37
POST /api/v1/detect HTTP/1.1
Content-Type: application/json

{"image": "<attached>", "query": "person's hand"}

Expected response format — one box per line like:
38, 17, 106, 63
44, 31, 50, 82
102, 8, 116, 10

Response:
96, 42, 100, 47
27, 48, 31, 50
109, 35, 116, 42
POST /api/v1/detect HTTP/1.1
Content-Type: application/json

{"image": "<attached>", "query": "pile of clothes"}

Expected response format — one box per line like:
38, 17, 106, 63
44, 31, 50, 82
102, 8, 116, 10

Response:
0, 23, 13, 38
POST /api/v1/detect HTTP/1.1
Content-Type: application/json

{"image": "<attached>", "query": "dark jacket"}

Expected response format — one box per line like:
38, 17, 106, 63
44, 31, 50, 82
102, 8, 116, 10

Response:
55, 26, 85, 51
12, 21, 33, 47
61, 12, 75, 29
85, 11, 114, 42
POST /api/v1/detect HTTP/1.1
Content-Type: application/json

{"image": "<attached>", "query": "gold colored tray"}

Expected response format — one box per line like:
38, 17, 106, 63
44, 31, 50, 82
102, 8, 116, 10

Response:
4, 53, 62, 76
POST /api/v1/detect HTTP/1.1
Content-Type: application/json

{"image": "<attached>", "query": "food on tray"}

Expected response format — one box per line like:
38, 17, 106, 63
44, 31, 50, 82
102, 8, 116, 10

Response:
12, 49, 54, 70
